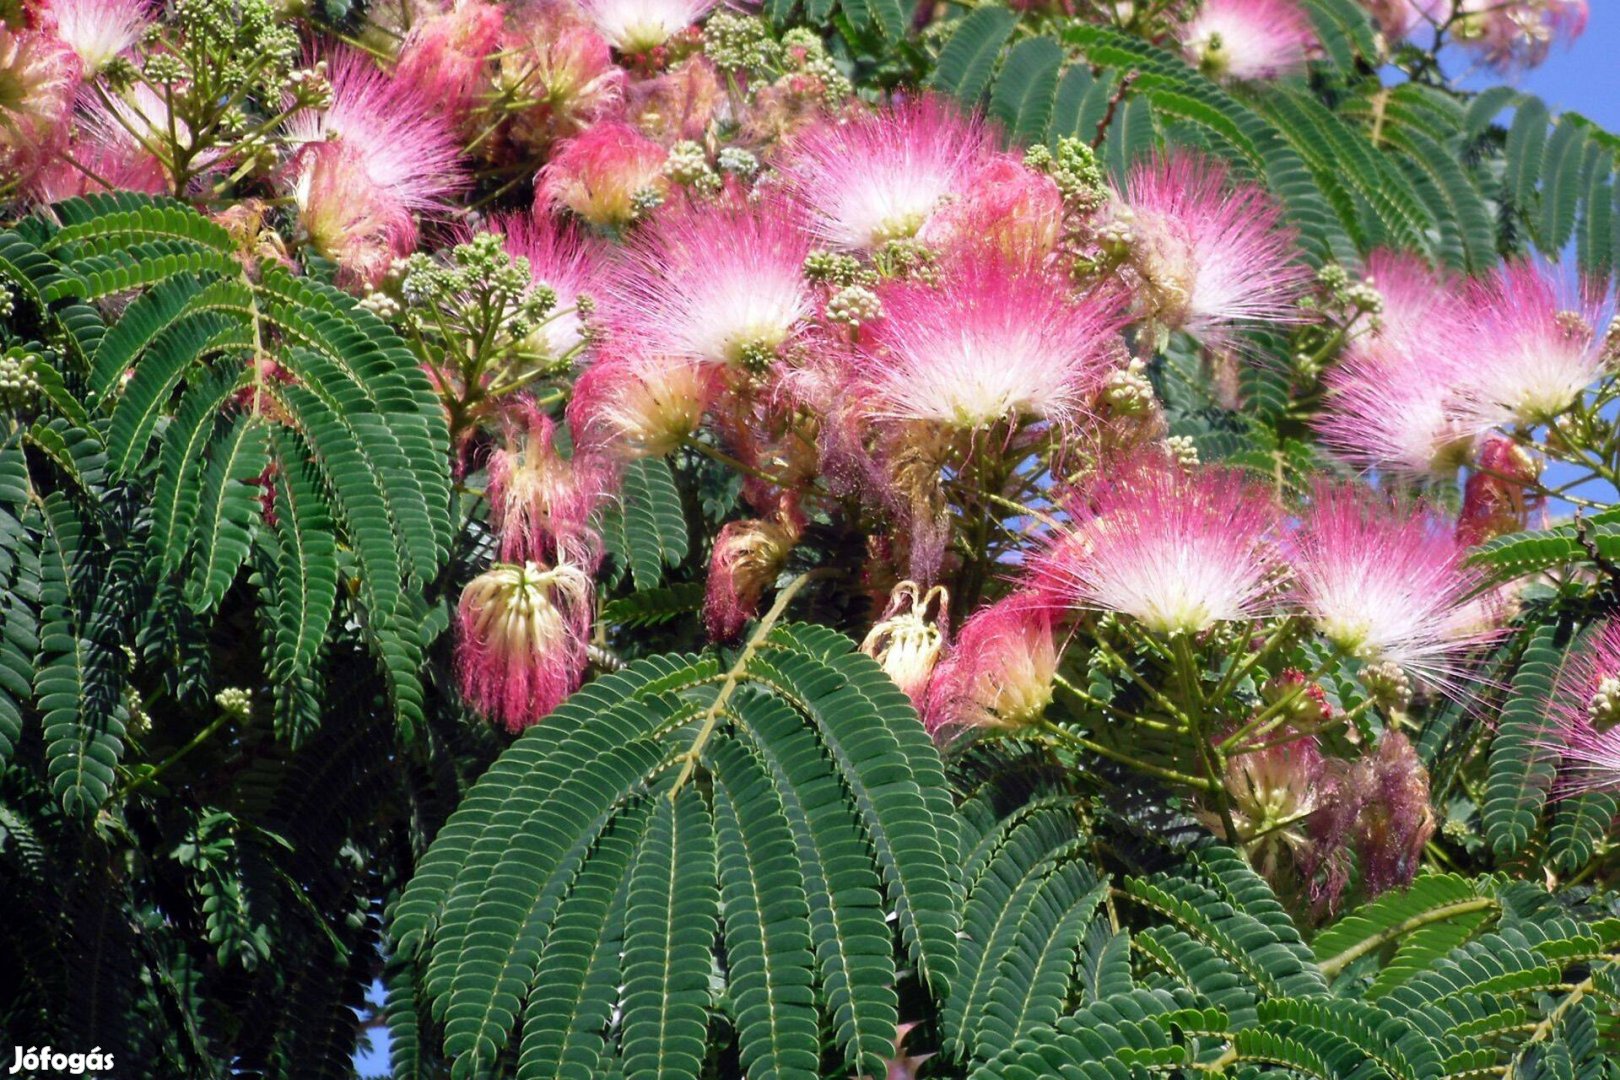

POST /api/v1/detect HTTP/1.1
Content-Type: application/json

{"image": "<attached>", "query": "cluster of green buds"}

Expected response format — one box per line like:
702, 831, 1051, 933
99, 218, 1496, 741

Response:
390, 233, 571, 417
872, 238, 940, 284
825, 284, 883, 329
1588, 674, 1620, 731
1292, 263, 1383, 379
704, 12, 780, 75
1165, 434, 1200, 467
1025, 137, 1108, 213
664, 140, 723, 193
778, 28, 852, 108
1103, 357, 1155, 415
0, 346, 42, 410
803, 250, 873, 288
215, 686, 254, 722
1361, 660, 1413, 713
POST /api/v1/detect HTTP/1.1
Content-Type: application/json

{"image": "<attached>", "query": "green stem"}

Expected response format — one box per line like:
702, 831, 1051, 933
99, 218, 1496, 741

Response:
114, 711, 234, 802
1036, 719, 1215, 791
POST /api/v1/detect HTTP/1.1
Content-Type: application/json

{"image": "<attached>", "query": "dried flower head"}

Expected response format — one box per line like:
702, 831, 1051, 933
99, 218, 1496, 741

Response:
860, 580, 950, 704
487, 400, 610, 568
704, 498, 805, 642
457, 558, 592, 731
392, 0, 504, 123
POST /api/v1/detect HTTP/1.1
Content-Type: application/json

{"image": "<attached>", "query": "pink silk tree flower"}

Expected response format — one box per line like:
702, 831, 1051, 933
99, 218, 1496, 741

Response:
922, 592, 1059, 738
1034, 457, 1284, 635
856, 253, 1124, 431
28, 121, 167, 202
1114, 152, 1308, 343
1314, 252, 1475, 478
1357, 0, 1445, 40
1348, 730, 1436, 895
497, 5, 623, 147
1180, 0, 1316, 82
535, 120, 667, 230
392, 0, 505, 125
703, 497, 805, 642
1205, 730, 1331, 881
776, 96, 992, 251
610, 193, 814, 369
1455, 0, 1587, 69
576, 0, 717, 53
492, 212, 604, 364
567, 348, 717, 459
0, 23, 78, 190
859, 580, 950, 706
1545, 619, 1620, 796
1453, 260, 1611, 434
918, 154, 1065, 264
486, 400, 611, 569
283, 48, 463, 284
1292, 483, 1491, 693
1455, 436, 1541, 546
456, 558, 593, 731
39, 0, 149, 75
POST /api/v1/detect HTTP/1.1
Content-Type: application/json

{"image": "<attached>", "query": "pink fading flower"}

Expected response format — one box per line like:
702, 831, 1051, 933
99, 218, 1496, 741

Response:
39, 0, 149, 74
1033, 458, 1283, 635
624, 54, 723, 143
1455, 0, 1587, 70
576, 0, 717, 52
777, 97, 993, 251
918, 154, 1065, 264
536, 120, 667, 230
704, 497, 805, 642
1453, 260, 1610, 433
856, 254, 1124, 430
457, 558, 593, 731
1547, 619, 1620, 796
486, 399, 611, 568
283, 48, 463, 283
1348, 730, 1436, 895
859, 580, 950, 706
1292, 483, 1491, 692
567, 348, 718, 458
1115, 152, 1307, 342
497, 5, 623, 146
1456, 436, 1541, 546
922, 592, 1058, 738
493, 212, 604, 362
611, 193, 814, 368
392, 0, 504, 124
1358, 0, 1446, 40
28, 121, 167, 202
0, 24, 79, 189
1180, 0, 1316, 82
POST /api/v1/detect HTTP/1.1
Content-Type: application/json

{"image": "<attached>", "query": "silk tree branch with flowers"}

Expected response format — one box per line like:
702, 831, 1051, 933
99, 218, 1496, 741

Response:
3, 0, 1620, 1074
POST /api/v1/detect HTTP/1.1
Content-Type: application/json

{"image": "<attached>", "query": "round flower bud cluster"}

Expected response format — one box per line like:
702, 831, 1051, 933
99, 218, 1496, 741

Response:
1104, 358, 1155, 414
1026, 137, 1108, 211
803, 250, 870, 287
717, 147, 760, 178
703, 12, 778, 73
664, 140, 720, 192
0, 348, 42, 409
825, 284, 882, 328
1361, 660, 1413, 711
1587, 674, 1620, 731
1165, 434, 1200, 466
780, 28, 852, 106
284, 62, 334, 109
215, 686, 253, 721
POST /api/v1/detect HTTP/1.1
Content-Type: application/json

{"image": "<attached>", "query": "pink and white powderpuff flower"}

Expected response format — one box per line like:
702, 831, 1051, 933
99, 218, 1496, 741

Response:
392, 0, 505, 124
703, 497, 806, 642
1453, 260, 1611, 434
27, 119, 166, 202
456, 558, 593, 731
1114, 152, 1308, 343
918, 154, 1065, 264
859, 580, 950, 706
777, 96, 993, 251
1179, 0, 1315, 82
1455, 0, 1587, 70
1357, 0, 1445, 40
1546, 619, 1620, 796
0, 24, 78, 189
1314, 252, 1474, 478
1033, 458, 1283, 635
282, 48, 463, 282
497, 5, 623, 146
486, 400, 611, 568
856, 254, 1124, 430
39, 0, 149, 74
567, 348, 718, 458
922, 592, 1059, 738
1292, 483, 1491, 692
611, 194, 814, 369
535, 120, 667, 230
576, 0, 717, 53
492, 213, 603, 362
